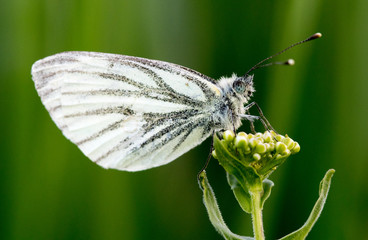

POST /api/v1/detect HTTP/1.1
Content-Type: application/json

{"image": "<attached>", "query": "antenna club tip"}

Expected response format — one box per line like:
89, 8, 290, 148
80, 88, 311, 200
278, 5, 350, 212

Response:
287, 59, 295, 66
311, 32, 322, 40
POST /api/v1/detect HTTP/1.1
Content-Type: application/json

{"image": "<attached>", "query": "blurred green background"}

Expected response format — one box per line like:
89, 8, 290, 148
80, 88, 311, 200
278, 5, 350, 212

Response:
1, 0, 367, 239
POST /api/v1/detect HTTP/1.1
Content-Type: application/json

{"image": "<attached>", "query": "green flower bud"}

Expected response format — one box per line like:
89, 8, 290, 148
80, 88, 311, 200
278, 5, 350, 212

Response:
282, 137, 294, 149
283, 149, 291, 157
254, 143, 267, 154
223, 130, 235, 142
253, 153, 261, 161
249, 138, 260, 149
275, 134, 284, 142
244, 148, 252, 154
276, 142, 287, 154
275, 153, 283, 160
255, 133, 263, 138
289, 141, 296, 150
267, 142, 275, 152
234, 135, 248, 150
292, 142, 301, 153
237, 132, 247, 138
263, 131, 273, 143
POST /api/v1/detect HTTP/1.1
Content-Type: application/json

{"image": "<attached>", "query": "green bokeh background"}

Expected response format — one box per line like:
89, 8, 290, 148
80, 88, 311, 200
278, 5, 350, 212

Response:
1, 0, 367, 239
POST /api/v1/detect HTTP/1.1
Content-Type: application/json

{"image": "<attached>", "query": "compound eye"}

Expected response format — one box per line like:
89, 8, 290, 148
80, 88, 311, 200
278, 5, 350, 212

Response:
233, 79, 246, 93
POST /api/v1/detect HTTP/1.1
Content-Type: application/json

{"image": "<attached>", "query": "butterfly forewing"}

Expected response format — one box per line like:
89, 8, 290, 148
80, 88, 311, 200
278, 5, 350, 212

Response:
32, 51, 220, 171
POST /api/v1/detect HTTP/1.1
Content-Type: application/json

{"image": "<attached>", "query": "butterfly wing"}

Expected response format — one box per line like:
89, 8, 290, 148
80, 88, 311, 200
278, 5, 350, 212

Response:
32, 51, 221, 171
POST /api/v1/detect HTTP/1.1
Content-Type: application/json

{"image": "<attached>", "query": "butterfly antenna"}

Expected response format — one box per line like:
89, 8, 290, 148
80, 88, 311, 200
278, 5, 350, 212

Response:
244, 32, 322, 76
257, 58, 295, 69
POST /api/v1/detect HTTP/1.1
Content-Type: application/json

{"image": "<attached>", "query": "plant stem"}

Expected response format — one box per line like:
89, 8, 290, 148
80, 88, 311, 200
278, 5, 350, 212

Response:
251, 188, 265, 240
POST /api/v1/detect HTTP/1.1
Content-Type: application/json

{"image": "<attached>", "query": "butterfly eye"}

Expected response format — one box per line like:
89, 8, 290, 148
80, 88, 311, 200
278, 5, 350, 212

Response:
233, 79, 246, 93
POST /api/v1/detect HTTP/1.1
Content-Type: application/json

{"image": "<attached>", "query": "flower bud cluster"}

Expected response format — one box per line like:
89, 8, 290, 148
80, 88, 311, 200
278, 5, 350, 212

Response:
213, 130, 300, 173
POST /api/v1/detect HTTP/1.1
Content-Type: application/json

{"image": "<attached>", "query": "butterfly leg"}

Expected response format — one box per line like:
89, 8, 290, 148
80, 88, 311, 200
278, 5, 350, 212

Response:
230, 110, 237, 133
238, 113, 269, 132
197, 131, 215, 188
244, 102, 277, 133
246, 110, 257, 134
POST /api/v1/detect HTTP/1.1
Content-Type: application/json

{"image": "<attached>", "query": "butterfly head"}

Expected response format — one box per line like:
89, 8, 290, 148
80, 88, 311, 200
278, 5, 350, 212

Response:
232, 74, 255, 98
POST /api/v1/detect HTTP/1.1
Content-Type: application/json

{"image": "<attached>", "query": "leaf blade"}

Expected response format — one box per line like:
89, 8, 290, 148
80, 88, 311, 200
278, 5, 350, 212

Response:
278, 169, 335, 240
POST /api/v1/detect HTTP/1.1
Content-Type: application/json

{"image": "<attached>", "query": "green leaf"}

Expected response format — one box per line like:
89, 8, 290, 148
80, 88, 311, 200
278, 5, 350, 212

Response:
214, 135, 262, 192
226, 173, 252, 213
260, 179, 274, 209
199, 171, 254, 240
278, 169, 335, 240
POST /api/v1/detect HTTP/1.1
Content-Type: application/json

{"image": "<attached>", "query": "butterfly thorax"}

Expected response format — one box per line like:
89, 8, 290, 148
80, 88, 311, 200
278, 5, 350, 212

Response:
212, 74, 255, 131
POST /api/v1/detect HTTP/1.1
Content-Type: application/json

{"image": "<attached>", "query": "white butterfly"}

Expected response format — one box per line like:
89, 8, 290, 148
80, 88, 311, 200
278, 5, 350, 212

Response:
31, 33, 321, 171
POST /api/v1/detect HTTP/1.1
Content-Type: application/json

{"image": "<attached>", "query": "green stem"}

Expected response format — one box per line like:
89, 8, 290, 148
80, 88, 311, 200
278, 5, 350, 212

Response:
250, 188, 265, 240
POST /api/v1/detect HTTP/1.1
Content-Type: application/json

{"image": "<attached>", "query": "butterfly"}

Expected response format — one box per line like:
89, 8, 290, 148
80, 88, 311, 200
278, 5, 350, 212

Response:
31, 33, 321, 172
